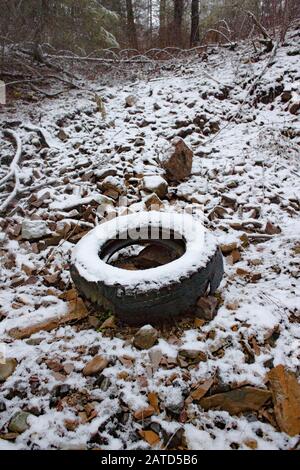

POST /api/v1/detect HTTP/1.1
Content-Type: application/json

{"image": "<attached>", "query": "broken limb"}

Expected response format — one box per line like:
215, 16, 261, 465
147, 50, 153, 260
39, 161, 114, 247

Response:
0, 130, 22, 213
22, 123, 61, 149
0, 130, 22, 187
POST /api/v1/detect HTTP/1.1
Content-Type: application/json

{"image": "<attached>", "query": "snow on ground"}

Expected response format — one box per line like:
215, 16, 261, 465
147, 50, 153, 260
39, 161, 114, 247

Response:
0, 28, 299, 450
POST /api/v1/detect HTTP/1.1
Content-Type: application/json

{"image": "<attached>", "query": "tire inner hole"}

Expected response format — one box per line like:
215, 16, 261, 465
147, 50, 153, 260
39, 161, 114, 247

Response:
100, 229, 186, 271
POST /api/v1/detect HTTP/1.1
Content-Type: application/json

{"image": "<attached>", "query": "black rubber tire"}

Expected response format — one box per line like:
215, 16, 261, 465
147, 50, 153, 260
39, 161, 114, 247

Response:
70, 220, 224, 325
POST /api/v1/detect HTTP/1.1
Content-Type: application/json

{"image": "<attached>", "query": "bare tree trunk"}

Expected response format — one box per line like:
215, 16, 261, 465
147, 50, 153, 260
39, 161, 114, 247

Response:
159, 0, 167, 47
173, 0, 184, 47
126, 0, 138, 50
148, 0, 153, 46
33, 0, 49, 61
190, 0, 200, 47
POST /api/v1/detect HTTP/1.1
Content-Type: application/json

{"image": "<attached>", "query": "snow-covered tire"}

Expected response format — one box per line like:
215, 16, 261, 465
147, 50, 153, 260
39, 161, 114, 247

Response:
71, 212, 224, 325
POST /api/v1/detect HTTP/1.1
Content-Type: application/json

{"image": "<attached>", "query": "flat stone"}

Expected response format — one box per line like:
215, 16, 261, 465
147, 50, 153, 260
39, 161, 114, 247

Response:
177, 349, 207, 367
199, 387, 271, 415
82, 355, 109, 377
219, 242, 238, 255
268, 365, 300, 436
21, 220, 49, 240
9, 297, 88, 340
0, 359, 17, 382
133, 325, 158, 350
8, 412, 31, 434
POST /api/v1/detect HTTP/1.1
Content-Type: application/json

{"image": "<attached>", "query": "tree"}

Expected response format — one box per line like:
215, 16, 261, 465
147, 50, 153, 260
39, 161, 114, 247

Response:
159, 0, 167, 47
0, 0, 120, 56
126, 0, 138, 49
190, 0, 200, 47
173, 0, 184, 47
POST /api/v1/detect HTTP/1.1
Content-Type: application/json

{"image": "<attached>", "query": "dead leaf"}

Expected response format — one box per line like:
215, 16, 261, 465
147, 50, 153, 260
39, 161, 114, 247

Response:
244, 439, 258, 449
194, 318, 205, 328
148, 392, 160, 413
139, 430, 160, 446
134, 406, 155, 421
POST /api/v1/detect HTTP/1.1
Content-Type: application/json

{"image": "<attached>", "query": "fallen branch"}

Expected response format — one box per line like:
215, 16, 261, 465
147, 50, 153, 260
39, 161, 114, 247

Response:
31, 84, 65, 98
246, 10, 273, 42
4, 73, 80, 90
0, 130, 22, 186
22, 122, 61, 148
0, 130, 22, 213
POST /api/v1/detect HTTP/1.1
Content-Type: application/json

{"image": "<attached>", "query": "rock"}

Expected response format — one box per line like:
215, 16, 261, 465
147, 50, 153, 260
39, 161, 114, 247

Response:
166, 399, 184, 416
8, 412, 31, 434
197, 296, 219, 321
163, 427, 186, 449
58, 129, 69, 141
144, 193, 164, 210
82, 356, 109, 377
148, 349, 163, 372
53, 384, 71, 398
0, 359, 17, 382
134, 405, 156, 421
177, 349, 207, 367
281, 90, 292, 103
134, 137, 145, 147
125, 95, 137, 107
289, 101, 300, 115
227, 249, 241, 265
190, 378, 214, 401
142, 175, 168, 198
268, 365, 300, 436
265, 221, 282, 235
101, 176, 124, 195
219, 242, 238, 255
161, 137, 193, 181
134, 244, 178, 269
133, 325, 158, 350
199, 387, 271, 415
100, 316, 116, 329
9, 297, 88, 340
21, 220, 49, 240
0, 401, 6, 412
99, 376, 111, 391
94, 168, 117, 180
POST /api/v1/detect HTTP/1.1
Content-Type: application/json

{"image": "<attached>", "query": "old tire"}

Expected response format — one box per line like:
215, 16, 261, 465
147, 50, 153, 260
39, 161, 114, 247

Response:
71, 211, 224, 325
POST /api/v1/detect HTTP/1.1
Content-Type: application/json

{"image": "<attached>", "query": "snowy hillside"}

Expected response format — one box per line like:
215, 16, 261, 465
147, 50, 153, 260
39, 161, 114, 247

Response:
0, 25, 299, 450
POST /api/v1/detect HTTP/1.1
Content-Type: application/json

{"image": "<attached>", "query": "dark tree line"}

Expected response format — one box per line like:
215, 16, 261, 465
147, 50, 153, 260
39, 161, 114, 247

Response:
1, 0, 299, 55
